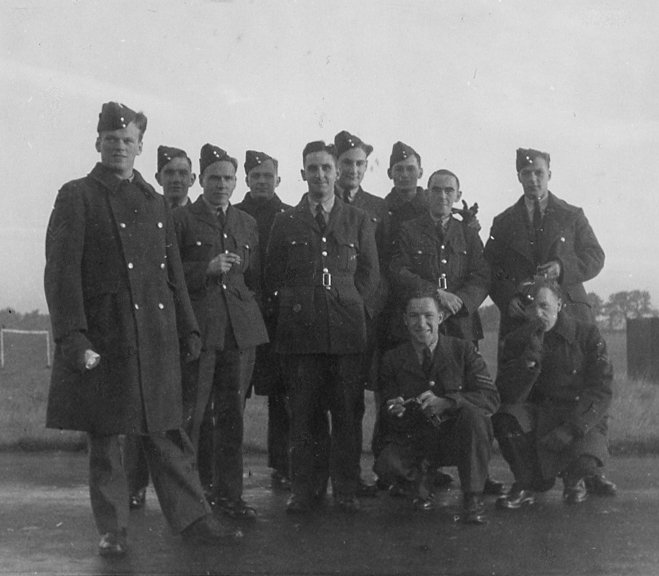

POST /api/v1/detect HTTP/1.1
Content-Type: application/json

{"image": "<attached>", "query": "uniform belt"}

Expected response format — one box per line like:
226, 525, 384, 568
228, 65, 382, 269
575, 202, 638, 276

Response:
285, 273, 354, 289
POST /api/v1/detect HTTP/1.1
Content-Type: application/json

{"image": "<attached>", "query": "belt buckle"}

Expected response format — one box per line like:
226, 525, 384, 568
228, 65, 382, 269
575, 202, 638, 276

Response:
438, 277, 447, 290
322, 271, 332, 289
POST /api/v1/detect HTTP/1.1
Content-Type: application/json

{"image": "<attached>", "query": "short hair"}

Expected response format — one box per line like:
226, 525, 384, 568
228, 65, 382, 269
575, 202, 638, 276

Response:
427, 169, 460, 191
518, 276, 563, 305
302, 141, 337, 165
133, 112, 148, 140
403, 287, 450, 317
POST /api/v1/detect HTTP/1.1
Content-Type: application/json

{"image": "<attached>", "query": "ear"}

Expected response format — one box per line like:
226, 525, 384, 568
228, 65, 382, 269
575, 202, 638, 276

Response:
455, 189, 462, 203
300, 169, 307, 182
136, 139, 143, 156
547, 169, 552, 181
275, 175, 281, 188
155, 172, 162, 186
95, 137, 101, 153
189, 173, 197, 187
245, 176, 249, 188
387, 167, 393, 180
418, 167, 423, 179
517, 171, 523, 184
557, 297, 562, 311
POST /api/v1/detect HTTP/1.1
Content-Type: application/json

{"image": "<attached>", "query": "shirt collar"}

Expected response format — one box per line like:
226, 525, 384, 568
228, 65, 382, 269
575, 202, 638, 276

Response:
308, 194, 335, 215
524, 193, 549, 218
201, 195, 226, 215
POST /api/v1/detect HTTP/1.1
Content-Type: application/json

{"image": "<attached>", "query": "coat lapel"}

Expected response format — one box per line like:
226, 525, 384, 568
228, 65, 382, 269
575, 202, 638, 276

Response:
191, 197, 220, 231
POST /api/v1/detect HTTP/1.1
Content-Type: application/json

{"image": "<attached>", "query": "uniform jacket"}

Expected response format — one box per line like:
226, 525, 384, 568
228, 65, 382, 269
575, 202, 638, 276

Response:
336, 185, 390, 318
484, 192, 605, 337
234, 192, 291, 394
265, 194, 380, 355
390, 213, 490, 342
44, 163, 198, 434
496, 313, 613, 477
383, 186, 429, 258
379, 336, 499, 442
173, 197, 268, 351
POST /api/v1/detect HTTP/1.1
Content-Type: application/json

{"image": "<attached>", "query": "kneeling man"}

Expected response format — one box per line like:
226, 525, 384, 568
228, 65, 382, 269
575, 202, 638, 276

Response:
494, 277, 614, 509
374, 290, 499, 523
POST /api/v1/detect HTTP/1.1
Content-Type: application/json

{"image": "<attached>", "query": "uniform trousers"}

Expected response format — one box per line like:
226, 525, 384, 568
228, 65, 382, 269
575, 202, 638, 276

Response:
282, 353, 362, 499
267, 383, 290, 475
374, 405, 493, 496
89, 430, 210, 535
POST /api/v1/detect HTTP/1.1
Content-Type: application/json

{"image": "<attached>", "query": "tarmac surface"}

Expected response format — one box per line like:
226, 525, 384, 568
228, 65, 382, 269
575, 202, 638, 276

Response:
2, 452, 659, 576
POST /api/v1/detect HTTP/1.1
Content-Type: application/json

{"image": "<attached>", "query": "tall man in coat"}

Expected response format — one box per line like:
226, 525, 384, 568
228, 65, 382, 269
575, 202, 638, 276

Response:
484, 148, 605, 341
44, 102, 238, 558
265, 140, 380, 514
493, 278, 614, 508
234, 150, 292, 490
374, 291, 499, 523
173, 144, 269, 520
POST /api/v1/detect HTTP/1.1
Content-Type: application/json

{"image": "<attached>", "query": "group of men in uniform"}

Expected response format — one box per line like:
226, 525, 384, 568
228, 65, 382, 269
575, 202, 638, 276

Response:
44, 101, 616, 559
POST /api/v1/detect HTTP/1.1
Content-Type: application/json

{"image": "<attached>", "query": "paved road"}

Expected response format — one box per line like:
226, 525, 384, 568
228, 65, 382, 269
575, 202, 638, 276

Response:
1, 452, 658, 576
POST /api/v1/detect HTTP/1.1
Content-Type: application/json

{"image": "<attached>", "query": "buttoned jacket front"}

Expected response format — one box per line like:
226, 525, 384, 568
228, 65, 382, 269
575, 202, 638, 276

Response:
173, 197, 268, 351
390, 213, 490, 342
383, 187, 429, 258
484, 193, 605, 336
45, 163, 198, 434
265, 194, 380, 355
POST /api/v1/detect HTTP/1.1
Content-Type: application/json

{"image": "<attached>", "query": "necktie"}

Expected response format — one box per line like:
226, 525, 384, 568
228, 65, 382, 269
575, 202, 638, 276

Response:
422, 347, 433, 378
217, 209, 226, 228
315, 204, 327, 232
532, 199, 543, 265
344, 190, 352, 203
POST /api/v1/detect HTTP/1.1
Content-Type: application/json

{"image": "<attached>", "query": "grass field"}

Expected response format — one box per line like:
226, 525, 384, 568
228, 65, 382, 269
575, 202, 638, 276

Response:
1, 329, 657, 455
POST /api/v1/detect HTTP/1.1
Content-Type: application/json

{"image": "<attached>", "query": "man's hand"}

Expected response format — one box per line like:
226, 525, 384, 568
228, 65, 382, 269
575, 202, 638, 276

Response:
537, 260, 562, 281
182, 332, 202, 363
386, 397, 406, 418
418, 391, 453, 418
207, 252, 241, 276
452, 201, 481, 231
437, 289, 463, 315
508, 295, 527, 319
539, 425, 574, 452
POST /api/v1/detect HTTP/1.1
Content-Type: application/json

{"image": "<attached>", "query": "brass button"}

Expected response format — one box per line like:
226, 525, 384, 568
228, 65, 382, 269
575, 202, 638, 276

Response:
128, 263, 134, 269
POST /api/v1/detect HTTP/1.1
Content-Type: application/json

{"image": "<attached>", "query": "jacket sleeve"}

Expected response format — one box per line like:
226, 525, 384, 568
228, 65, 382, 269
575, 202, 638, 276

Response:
44, 183, 88, 341
389, 222, 437, 298
452, 227, 491, 314
494, 325, 543, 405
264, 212, 287, 297
443, 342, 500, 416
557, 208, 605, 288
173, 209, 210, 294
565, 324, 613, 437
484, 218, 519, 313
355, 213, 380, 315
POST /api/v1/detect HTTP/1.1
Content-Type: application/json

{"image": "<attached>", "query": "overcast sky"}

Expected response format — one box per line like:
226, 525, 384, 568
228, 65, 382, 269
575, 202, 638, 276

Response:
1, 0, 657, 313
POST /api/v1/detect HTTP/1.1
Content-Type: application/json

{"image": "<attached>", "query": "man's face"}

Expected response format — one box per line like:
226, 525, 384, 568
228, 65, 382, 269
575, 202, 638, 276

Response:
518, 156, 551, 200
156, 157, 195, 206
337, 147, 368, 191
525, 287, 561, 331
404, 297, 444, 348
95, 122, 143, 177
388, 156, 423, 194
428, 173, 462, 219
200, 160, 237, 208
246, 159, 280, 201
302, 151, 337, 201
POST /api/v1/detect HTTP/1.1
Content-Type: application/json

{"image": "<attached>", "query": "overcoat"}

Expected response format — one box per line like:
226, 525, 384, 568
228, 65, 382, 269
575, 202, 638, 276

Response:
379, 337, 499, 444
45, 163, 198, 434
484, 192, 605, 337
173, 197, 268, 351
495, 313, 613, 478
234, 192, 291, 394
390, 213, 490, 342
265, 194, 380, 355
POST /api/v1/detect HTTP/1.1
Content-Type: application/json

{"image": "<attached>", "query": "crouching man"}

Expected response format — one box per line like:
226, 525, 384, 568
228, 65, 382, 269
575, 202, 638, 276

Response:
374, 290, 499, 523
494, 277, 614, 509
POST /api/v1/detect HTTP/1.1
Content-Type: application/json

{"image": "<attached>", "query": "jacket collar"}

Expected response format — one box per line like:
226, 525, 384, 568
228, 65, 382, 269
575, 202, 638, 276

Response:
293, 192, 347, 234
415, 212, 467, 250
385, 187, 427, 211
239, 192, 284, 212
398, 335, 449, 379
548, 311, 576, 343
190, 195, 235, 229
88, 162, 155, 198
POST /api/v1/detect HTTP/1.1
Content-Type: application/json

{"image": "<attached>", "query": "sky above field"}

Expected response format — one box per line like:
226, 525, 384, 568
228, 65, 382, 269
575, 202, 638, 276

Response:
1, 0, 657, 313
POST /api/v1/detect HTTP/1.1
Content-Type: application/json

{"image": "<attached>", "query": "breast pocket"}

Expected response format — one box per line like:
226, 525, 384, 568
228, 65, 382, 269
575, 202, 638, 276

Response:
183, 232, 215, 262
333, 233, 359, 271
444, 245, 468, 279
411, 242, 437, 274
286, 237, 312, 273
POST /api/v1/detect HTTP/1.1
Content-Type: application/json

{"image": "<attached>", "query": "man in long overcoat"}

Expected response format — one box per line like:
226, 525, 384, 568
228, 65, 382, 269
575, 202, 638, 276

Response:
494, 278, 614, 509
173, 144, 269, 520
265, 140, 380, 514
44, 102, 236, 557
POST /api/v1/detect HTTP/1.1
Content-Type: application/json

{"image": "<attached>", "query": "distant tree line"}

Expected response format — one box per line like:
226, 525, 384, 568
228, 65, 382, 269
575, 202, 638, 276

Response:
0, 308, 51, 332
479, 290, 658, 333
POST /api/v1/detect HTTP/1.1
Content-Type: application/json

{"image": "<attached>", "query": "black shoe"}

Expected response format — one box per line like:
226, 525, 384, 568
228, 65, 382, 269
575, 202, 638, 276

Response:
585, 474, 617, 497
433, 470, 454, 489
286, 494, 314, 514
462, 493, 486, 524
483, 478, 507, 496
375, 477, 390, 491
213, 497, 257, 520
181, 514, 243, 545
128, 488, 146, 510
335, 495, 360, 514
356, 479, 379, 498
98, 530, 128, 558
496, 486, 535, 510
563, 479, 588, 505
413, 494, 436, 512
271, 470, 292, 491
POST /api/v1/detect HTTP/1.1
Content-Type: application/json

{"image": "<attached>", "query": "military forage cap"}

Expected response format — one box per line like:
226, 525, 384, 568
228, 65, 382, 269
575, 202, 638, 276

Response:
97, 101, 136, 133
516, 148, 551, 173
334, 130, 373, 158
157, 145, 190, 173
244, 150, 276, 175
199, 143, 237, 175
389, 141, 419, 168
